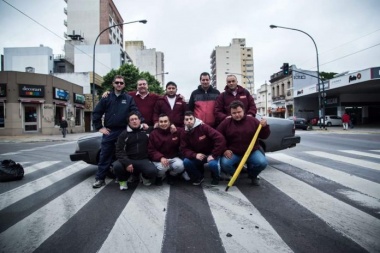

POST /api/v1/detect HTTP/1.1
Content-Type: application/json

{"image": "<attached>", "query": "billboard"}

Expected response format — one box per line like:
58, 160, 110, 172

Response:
53, 87, 69, 101
19, 84, 45, 98
74, 93, 85, 104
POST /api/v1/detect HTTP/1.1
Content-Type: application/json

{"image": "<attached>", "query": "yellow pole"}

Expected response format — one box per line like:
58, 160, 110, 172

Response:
225, 124, 262, 192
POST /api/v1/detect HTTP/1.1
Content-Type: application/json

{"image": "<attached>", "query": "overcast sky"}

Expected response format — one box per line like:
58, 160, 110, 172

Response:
1, 0, 379, 98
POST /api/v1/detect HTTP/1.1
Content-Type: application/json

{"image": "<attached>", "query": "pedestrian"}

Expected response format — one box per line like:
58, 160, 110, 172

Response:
214, 74, 257, 125
188, 72, 220, 127
92, 75, 143, 189
112, 112, 156, 190
153, 81, 187, 127
342, 111, 350, 130
217, 100, 270, 186
60, 117, 68, 138
148, 113, 187, 185
180, 111, 226, 186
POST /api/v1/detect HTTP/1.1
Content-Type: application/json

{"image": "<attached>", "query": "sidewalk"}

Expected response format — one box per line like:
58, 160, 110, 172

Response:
0, 132, 92, 143
306, 125, 380, 134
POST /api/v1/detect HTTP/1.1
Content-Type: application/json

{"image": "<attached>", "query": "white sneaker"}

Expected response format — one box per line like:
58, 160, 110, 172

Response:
181, 171, 191, 181
140, 174, 152, 186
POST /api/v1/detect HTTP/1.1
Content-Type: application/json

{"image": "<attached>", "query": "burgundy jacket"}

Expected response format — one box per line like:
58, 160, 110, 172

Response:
180, 118, 226, 159
153, 95, 187, 127
214, 85, 257, 124
217, 116, 270, 156
128, 91, 160, 126
148, 127, 182, 161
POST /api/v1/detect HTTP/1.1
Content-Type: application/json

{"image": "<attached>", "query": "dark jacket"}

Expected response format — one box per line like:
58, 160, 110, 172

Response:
115, 125, 152, 167
217, 116, 270, 155
153, 95, 187, 127
180, 118, 226, 159
92, 91, 140, 131
188, 85, 220, 127
214, 85, 257, 124
148, 127, 182, 161
128, 91, 160, 126
60, 120, 68, 128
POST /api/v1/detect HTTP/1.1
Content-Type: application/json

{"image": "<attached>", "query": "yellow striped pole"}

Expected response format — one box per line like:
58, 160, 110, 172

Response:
225, 124, 262, 192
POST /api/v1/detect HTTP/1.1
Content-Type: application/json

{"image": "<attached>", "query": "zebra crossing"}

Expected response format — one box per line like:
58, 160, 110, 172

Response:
0, 149, 379, 253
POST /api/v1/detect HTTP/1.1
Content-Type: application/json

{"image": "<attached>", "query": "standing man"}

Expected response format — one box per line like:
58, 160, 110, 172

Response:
60, 117, 68, 138
153, 81, 187, 127
113, 112, 156, 190
217, 101, 270, 186
214, 74, 257, 125
181, 111, 226, 185
188, 72, 220, 127
342, 111, 350, 130
92, 75, 141, 188
148, 113, 186, 185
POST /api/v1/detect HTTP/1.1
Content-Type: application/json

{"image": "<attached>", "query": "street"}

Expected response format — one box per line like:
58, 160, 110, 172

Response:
0, 131, 379, 253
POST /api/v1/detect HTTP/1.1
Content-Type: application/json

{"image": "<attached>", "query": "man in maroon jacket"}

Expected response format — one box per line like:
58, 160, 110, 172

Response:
153, 82, 187, 127
214, 74, 257, 125
148, 114, 187, 185
181, 111, 226, 185
217, 100, 270, 186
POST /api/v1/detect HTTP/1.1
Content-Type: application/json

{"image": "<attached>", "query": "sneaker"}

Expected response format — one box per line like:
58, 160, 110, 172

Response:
92, 180, 105, 188
181, 171, 191, 181
192, 177, 204, 186
119, 181, 128, 190
251, 177, 260, 186
127, 174, 139, 183
155, 177, 163, 186
211, 177, 219, 185
140, 174, 152, 186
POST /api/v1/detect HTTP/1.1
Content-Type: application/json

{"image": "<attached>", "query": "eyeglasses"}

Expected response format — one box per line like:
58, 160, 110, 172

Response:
114, 81, 124, 85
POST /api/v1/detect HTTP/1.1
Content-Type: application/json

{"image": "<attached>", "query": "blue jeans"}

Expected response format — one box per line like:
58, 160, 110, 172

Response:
183, 157, 220, 181
96, 129, 124, 181
220, 150, 267, 178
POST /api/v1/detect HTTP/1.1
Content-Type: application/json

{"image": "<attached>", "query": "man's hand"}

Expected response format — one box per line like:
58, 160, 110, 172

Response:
126, 164, 134, 173
160, 157, 170, 168
196, 153, 206, 161
142, 123, 149, 130
224, 150, 233, 159
99, 127, 111, 135
207, 155, 215, 162
170, 124, 177, 133
260, 118, 268, 127
102, 91, 110, 98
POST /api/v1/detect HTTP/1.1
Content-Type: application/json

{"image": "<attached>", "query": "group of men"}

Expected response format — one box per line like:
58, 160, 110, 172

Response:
92, 72, 270, 190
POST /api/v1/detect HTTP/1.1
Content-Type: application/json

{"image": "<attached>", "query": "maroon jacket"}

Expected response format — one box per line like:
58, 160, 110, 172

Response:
214, 85, 257, 124
153, 95, 187, 127
128, 91, 160, 126
180, 119, 226, 159
342, 113, 350, 123
148, 127, 182, 161
217, 116, 270, 156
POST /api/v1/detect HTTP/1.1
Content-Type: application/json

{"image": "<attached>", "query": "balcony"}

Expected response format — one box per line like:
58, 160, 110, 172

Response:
64, 20, 67, 27
272, 95, 285, 102
64, 7, 67, 15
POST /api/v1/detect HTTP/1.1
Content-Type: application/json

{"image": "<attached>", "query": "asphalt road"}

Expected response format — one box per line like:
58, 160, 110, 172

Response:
0, 131, 379, 253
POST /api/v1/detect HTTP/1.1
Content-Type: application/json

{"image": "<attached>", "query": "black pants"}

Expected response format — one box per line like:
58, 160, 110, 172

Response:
112, 159, 157, 181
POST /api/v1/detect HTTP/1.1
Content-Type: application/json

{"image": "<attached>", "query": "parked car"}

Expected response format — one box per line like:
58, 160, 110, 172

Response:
317, 115, 343, 127
288, 117, 308, 130
70, 114, 301, 165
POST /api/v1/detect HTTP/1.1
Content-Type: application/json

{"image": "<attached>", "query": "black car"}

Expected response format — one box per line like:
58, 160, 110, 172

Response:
288, 117, 308, 130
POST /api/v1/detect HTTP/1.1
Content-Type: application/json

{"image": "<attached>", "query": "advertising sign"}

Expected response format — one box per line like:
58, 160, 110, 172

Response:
74, 93, 85, 104
19, 84, 45, 98
53, 87, 69, 101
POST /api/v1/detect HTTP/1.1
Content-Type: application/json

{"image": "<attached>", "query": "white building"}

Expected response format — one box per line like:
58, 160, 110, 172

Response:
4, 46, 54, 75
210, 38, 254, 93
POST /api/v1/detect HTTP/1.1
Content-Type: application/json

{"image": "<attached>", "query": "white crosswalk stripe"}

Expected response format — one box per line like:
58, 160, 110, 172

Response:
0, 149, 379, 252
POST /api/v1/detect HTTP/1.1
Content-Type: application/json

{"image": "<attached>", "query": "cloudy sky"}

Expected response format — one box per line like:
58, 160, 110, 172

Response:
1, 0, 379, 98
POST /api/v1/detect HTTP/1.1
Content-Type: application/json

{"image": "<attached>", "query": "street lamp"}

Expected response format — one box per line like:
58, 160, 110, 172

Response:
92, 19, 147, 129
269, 24, 325, 128
155, 72, 169, 87
225, 71, 253, 94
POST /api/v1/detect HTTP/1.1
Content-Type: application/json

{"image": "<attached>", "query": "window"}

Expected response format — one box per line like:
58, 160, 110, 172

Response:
75, 108, 82, 126
0, 102, 4, 128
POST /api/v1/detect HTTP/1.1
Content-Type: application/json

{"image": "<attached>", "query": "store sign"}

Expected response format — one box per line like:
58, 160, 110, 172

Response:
74, 93, 85, 105
53, 87, 69, 101
0, 84, 6, 97
19, 84, 45, 98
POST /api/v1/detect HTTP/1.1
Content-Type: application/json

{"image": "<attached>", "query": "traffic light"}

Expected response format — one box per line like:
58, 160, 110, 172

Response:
282, 63, 289, 75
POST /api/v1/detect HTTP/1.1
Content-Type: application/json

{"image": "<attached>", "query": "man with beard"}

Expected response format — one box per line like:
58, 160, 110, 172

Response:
153, 81, 187, 127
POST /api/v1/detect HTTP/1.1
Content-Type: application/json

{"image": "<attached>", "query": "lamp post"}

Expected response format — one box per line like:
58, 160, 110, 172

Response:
269, 24, 325, 128
155, 72, 169, 87
92, 19, 147, 128
225, 71, 253, 94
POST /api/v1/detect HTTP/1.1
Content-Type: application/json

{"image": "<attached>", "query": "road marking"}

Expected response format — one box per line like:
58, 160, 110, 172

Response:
98, 184, 170, 253
261, 167, 380, 253
267, 153, 380, 200
24, 161, 60, 175
0, 161, 89, 211
337, 190, 380, 210
203, 185, 292, 253
370, 150, 380, 153
305, 151, 380, 171
0, 176, 110, 253
340, 150, 380, 159
0, 142, 76, 156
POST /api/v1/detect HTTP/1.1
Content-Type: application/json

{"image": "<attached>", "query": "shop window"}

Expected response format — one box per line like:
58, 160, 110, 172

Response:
55, 106, 65, 126
0, 102, 4, 128
75, 108, 82, 126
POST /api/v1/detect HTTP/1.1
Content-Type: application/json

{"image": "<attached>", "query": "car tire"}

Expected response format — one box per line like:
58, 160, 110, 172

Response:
327, 122, 332, 127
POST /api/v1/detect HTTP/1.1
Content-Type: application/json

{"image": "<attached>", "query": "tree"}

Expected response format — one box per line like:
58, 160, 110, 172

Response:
320, 71, 337, 80
100, 64, 164, 97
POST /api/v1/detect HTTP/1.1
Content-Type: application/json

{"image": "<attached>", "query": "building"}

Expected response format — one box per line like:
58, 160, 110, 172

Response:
0, 71, 86, 136
125, 41, 166, 86
256, 82, 270, 116
210, 38, 254, 93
